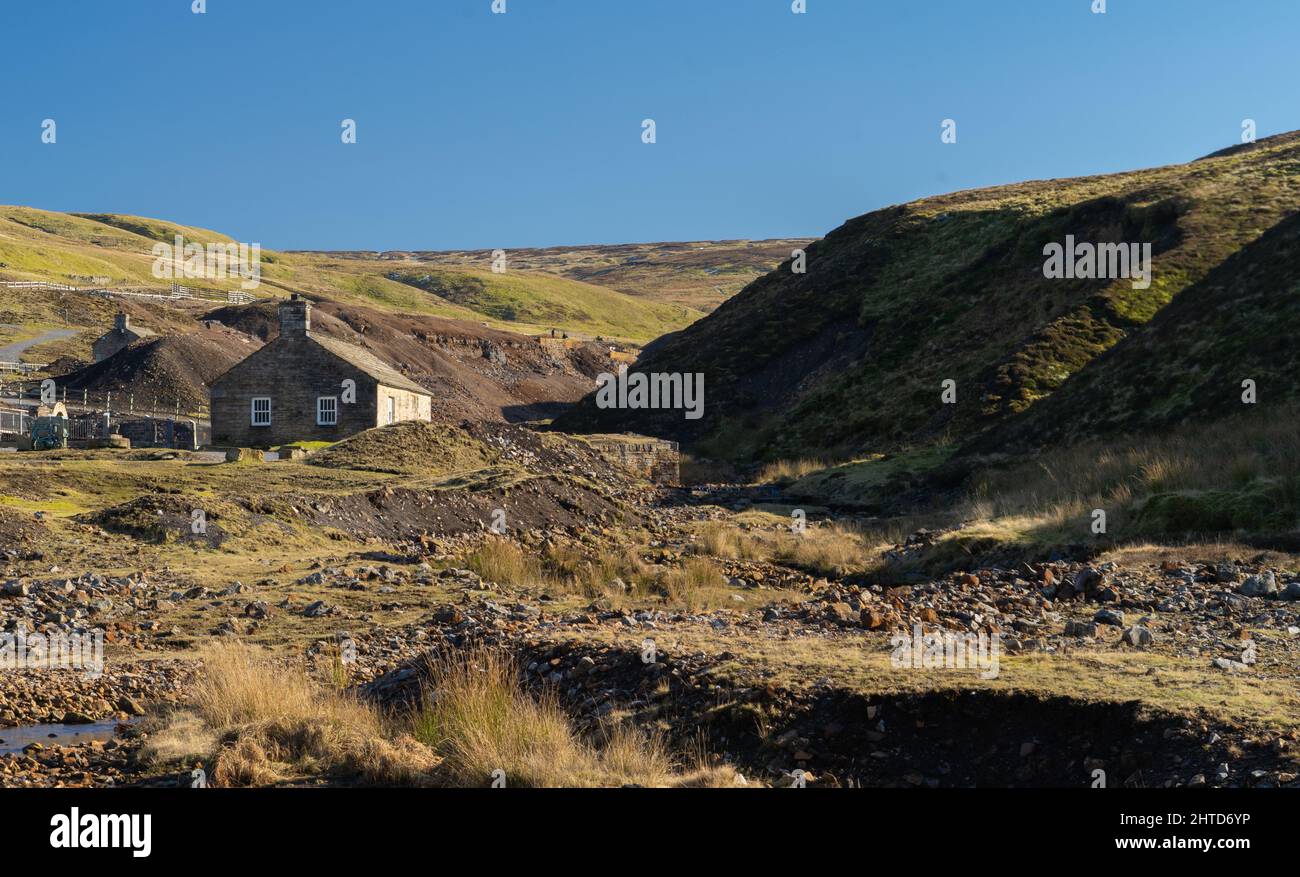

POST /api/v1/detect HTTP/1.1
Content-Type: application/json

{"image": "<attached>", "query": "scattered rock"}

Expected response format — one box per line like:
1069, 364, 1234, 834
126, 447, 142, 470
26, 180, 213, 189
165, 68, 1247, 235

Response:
1121, 625, 1154, 648
1093, 608, 1125, 627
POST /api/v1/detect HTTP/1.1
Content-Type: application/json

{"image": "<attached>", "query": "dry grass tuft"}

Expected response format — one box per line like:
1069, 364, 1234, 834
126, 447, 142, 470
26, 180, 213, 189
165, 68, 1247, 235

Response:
466, 536, 543, 587
541, 542, 651, 597
961, 408, 1300, 541
756, 458, 829, 485
148, 641, 738, 788
657, 557, 729, 611
691, 518, 881, 578
412, 646, 740, 788
772, 522, 874, 576
695, 521, 769, 561
466, 535, 654, 599
149, 641, 439, 787
138, 710, 218, 769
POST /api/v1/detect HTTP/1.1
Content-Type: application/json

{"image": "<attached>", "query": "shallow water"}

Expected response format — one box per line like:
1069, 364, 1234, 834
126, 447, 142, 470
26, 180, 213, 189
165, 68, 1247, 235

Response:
0, 720, 125, 756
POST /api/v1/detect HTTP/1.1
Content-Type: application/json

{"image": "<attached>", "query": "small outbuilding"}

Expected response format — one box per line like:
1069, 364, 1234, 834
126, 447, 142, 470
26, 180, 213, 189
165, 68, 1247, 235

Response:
92, 313, 156, 362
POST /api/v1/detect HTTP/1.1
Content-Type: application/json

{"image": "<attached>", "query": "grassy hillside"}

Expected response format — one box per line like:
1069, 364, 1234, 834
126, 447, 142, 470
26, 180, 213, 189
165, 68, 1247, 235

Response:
0, 207, 703, 344
327, 261, 699, 341
558, 131, 1300, 464
977, 210, 1300, 455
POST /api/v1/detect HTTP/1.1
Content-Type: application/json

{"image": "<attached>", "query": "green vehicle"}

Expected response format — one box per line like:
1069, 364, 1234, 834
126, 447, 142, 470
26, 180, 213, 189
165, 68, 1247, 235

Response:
30, 414, 69, 450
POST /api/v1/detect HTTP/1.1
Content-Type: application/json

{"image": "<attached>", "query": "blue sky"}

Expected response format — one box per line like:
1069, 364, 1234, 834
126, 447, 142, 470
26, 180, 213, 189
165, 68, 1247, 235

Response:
2, 0, 1296, 250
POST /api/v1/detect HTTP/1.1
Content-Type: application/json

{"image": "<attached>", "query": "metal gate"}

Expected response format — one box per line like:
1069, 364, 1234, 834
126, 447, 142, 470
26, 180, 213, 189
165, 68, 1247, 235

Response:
0, 407, 28, 440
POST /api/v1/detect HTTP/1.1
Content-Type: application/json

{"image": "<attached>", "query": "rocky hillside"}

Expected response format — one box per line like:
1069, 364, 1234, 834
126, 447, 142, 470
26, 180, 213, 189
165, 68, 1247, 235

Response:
37, 296, 614, 424
557, 132, 1300, 463
58, 324, 260, 413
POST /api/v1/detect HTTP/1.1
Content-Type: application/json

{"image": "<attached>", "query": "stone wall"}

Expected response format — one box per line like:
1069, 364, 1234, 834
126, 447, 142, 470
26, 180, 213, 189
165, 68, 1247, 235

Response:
377, 386, 432, 428
116, 418, 201, 450
584, 435, 680, 485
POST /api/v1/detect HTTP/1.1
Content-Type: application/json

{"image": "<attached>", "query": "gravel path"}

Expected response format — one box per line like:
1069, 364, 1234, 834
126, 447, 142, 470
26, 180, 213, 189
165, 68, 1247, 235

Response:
0, 327, 77, 362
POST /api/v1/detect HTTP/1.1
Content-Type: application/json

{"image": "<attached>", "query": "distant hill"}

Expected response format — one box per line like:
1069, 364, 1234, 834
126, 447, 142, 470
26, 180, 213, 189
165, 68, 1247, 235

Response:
557, 132, 1300, 465
326, 239, 813, 313
0, 206, 725, 344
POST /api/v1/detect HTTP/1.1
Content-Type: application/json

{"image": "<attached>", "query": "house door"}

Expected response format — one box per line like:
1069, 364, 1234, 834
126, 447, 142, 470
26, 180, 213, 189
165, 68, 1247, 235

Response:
386, 396, 396, 425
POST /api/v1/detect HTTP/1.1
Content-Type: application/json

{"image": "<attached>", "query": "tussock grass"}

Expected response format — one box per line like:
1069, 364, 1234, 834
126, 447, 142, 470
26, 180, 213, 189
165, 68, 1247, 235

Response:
541, 541, 650, 598
963, 408, 1300, 540
692, 518, 887, 578
146, 641, 438, 786
696, 521, 769, 561
656, 557, 729, 611
853, 407, 1300, 577
145, 642, 739, 788
411, 646, 740, 788
138, 710, 218, 768
471, 532, 801, 607
756, 458, 829, 485
466, 536, 652, 598
466, 536, 544, 587
772, 522, 875, 576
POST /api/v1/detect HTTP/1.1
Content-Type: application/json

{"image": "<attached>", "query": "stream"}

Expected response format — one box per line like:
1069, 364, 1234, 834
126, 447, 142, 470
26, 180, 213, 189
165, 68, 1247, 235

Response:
0, 719, 127, 755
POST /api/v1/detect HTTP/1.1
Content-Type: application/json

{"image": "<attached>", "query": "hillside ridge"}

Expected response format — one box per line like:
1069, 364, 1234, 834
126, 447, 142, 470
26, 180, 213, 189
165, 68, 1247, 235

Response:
556, 131, 1300, 468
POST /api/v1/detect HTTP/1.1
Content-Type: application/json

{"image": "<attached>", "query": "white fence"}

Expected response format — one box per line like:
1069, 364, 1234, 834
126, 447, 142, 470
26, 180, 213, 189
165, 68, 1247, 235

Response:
171, 284, 256, 304
0, 281, 78, 292
0, 382, 209, 422
1, 280, 255, 305
0, 362, 47, 375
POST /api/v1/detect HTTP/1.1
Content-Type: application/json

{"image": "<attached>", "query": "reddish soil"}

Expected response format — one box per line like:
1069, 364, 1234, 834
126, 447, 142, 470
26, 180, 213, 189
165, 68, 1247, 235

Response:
41, 294, 612, 427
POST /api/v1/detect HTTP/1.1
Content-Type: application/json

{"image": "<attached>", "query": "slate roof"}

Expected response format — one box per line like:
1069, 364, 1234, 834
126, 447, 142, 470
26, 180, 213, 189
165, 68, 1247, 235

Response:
101, 325, 155, 340
309, 333, 431, 397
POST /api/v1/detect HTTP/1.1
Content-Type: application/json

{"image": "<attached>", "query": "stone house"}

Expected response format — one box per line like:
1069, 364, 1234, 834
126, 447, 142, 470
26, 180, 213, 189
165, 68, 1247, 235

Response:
92, 313, 156, 362
209, 296, 432, 447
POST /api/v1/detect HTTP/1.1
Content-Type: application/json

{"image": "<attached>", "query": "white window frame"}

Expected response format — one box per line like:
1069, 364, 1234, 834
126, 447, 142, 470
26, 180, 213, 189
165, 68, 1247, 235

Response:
251, 397, 272, 427
386, 395, 396, 425
317, 396, 338, 426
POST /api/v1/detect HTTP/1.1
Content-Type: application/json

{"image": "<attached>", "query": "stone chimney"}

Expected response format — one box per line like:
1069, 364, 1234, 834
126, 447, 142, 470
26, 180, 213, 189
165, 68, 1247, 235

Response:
278, 294, 311, 338
115, 313, 130, 333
